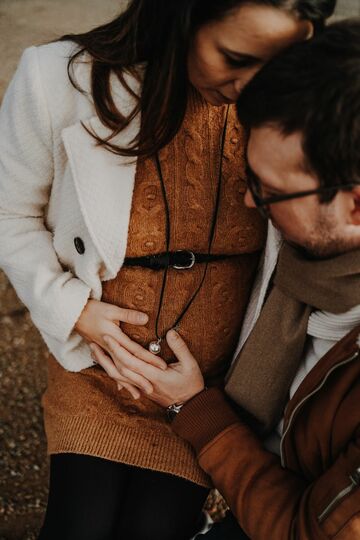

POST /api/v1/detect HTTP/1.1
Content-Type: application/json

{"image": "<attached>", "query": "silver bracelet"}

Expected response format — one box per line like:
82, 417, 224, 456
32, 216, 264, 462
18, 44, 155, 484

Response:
166, 402, 184, 422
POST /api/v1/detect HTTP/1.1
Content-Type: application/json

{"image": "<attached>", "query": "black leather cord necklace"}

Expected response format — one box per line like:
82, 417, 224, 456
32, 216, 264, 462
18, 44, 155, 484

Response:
148, 105, 230, 355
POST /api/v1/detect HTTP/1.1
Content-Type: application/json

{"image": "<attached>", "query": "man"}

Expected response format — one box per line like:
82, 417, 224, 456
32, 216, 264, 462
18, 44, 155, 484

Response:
90, 20, 360, 539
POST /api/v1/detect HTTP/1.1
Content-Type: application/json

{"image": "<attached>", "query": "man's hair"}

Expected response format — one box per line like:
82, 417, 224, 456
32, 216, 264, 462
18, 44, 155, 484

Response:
237, 20, 360, 200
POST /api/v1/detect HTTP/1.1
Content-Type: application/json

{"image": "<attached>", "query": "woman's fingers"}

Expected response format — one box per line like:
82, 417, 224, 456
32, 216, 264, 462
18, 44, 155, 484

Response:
107, 304, 149, 326
111, 327, 167, 370
90, 342, 153, 395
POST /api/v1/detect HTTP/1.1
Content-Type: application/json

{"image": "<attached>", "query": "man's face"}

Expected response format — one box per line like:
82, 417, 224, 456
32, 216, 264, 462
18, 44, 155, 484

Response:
245, 126, 360, 258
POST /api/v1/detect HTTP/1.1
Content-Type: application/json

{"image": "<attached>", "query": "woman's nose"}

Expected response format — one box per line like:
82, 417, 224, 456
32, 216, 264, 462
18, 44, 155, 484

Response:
234, 66, 262, 97
233, 78, 243, 96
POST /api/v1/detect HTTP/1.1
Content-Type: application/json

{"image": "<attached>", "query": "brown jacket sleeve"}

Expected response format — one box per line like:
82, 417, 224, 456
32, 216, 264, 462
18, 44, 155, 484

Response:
172, 388, 360, 540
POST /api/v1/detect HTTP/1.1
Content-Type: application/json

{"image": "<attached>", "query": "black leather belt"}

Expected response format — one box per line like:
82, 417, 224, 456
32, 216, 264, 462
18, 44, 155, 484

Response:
123, 250, 238, 270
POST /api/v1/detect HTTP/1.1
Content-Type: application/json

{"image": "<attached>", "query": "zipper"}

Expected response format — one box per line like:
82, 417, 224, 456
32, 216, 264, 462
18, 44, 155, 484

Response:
280, 352, 359, 467
317, 467, 360, 524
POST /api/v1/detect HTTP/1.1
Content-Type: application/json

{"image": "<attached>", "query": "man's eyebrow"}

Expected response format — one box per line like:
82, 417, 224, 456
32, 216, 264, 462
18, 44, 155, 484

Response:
220, 47, 261, 63
245, 162, 282, 192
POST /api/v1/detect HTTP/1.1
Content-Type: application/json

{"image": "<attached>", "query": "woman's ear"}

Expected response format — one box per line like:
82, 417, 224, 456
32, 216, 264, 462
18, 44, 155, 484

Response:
350, 186, 360, 225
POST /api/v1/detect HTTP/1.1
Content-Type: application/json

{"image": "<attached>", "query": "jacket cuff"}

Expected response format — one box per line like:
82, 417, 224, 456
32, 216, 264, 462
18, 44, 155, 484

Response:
172, 387, 240, 454
31, 276, 92, 344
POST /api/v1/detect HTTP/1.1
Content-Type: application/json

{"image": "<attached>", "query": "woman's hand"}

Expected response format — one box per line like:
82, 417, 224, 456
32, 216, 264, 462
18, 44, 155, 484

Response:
74, 299, 167, 398
90, 329, 205, 406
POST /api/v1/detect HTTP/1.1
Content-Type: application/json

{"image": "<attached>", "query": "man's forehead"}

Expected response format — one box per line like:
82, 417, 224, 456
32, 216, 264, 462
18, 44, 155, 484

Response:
247, 126, 310, 185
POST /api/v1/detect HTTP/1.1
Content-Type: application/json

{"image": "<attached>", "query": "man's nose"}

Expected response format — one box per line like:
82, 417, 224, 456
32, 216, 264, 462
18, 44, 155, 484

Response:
233, 78, 243, 96
244, 188, 256, 208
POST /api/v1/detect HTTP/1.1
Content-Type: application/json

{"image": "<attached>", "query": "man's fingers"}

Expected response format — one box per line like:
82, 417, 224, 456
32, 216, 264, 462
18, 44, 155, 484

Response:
101, 337, 155, 394
165, 330, 196, 366
104, 335, 163, 378
111, 327, 167, 370
90, 343, 152, 395
90, 343, 126, 382
119, 366, 153, 395
121, 383, 141, 400
117, 381, 141, 400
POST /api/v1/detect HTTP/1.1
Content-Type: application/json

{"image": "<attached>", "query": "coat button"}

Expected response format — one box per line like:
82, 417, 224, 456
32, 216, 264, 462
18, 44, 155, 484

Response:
74, 237, 85, 254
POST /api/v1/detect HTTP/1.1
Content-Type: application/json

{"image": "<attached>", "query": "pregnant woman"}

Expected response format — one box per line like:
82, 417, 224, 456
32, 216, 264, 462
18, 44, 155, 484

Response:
0, 0, 335, 538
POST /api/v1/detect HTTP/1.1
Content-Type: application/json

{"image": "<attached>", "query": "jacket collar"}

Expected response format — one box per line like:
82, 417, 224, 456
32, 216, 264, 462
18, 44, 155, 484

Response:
285, 325, 360, 422
61, 59, 143, 279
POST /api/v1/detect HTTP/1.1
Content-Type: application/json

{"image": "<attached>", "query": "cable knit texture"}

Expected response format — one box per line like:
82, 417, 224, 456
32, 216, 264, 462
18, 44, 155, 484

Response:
42, 88, 266, 486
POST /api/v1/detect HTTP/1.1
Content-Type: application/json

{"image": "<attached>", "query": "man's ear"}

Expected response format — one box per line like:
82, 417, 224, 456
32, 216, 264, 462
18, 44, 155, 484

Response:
350, 186, 360, 225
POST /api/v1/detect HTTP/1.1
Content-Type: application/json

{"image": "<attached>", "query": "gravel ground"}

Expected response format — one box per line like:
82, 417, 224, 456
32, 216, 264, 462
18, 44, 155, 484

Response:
0, 3, 128, 538
0, 0, 358, 538
0, 311, 49, 540
0, 0, 121, 98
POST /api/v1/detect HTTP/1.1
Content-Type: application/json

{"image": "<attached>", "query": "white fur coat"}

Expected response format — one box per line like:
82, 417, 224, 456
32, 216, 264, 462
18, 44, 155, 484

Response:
0, 40, 280, 371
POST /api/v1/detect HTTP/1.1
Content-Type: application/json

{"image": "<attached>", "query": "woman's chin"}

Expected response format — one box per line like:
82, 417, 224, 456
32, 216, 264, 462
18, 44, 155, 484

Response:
206, 93, 234, 107
196, 87, 233, 106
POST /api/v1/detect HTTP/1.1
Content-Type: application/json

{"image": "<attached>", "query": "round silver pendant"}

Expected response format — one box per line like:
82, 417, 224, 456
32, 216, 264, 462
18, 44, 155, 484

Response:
149, 340, 161, 355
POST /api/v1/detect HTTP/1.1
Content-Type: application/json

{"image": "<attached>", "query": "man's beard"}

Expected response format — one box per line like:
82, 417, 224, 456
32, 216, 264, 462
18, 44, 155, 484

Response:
289, 213, 358, 260
288, 240, 345, 260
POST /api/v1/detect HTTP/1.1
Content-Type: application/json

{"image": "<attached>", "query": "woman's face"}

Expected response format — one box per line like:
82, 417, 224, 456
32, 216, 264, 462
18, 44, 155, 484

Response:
188, 3, 313, 106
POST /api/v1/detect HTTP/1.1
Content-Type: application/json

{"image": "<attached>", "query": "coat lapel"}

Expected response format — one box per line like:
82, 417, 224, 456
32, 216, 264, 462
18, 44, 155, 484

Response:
61, 68, 142, 280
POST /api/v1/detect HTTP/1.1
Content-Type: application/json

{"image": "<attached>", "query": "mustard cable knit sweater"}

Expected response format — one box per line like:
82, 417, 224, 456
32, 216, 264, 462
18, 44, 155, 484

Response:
41, 88, 266, 487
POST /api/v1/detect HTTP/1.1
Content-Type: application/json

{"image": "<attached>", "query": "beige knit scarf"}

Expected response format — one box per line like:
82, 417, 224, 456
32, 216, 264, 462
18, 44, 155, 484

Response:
225, 243, 360, 434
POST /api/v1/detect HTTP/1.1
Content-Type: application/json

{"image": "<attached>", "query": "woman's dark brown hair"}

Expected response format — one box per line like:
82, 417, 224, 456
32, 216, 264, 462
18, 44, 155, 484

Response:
59, 0, 336, 158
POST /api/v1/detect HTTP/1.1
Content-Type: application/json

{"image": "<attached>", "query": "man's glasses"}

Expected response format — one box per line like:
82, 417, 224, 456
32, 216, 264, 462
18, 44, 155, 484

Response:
246, 165, 357, 219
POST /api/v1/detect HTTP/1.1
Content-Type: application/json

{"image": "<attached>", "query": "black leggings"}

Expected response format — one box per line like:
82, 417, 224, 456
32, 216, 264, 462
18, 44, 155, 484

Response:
196, 512, 250, 539
37, 453, 210, 540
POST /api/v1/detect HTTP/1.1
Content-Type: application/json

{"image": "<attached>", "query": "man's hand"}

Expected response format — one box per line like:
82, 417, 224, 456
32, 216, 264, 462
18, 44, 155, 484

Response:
90, 329, 205, 407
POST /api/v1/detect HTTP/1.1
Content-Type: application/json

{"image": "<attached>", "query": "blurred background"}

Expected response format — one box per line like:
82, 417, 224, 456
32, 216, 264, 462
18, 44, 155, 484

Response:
0, 0, 359, 538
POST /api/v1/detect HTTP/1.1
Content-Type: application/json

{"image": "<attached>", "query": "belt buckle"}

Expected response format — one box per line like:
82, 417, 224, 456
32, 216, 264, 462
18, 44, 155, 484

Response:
172, 250, 196, 270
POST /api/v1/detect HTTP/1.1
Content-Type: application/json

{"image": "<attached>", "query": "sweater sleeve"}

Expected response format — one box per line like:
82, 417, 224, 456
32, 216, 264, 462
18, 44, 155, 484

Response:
172, 388, 360, 540
0, 46, 91, 343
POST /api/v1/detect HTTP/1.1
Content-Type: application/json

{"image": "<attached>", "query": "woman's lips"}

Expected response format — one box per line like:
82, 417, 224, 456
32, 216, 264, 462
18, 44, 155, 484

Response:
215, 90, 235, 104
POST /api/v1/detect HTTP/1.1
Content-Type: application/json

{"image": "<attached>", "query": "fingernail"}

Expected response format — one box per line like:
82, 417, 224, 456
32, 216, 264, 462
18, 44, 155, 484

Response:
140, 313, 148, 323
88, 343, 97, 359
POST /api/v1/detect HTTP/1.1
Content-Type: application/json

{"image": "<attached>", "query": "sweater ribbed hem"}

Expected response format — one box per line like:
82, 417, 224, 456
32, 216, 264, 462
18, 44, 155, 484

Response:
44, 413, 212, 488
172, 388, 240, 454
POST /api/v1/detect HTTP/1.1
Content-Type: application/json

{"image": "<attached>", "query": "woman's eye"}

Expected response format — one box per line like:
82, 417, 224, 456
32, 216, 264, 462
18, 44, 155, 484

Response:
225, 55, 256, 69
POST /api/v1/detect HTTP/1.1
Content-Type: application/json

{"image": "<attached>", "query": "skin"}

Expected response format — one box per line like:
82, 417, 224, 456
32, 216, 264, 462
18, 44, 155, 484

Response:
90, 126, 360, 405
88, 4, 315, 397
245, 127, 360, 258
187, 3, 313, 106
